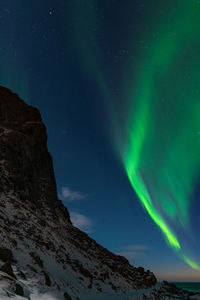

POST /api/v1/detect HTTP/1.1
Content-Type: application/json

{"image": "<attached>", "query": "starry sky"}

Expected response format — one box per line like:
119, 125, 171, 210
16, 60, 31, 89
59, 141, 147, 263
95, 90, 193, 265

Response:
1, 0, 200, 282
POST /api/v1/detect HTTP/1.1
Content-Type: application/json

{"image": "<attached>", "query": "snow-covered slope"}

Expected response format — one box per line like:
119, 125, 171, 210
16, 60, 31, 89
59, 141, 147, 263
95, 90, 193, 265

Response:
0, 191, 156, 299
0, 86, 199, 300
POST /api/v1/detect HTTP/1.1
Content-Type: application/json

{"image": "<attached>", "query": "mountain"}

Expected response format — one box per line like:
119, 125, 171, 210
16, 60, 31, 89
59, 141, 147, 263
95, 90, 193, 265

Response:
0, 86, 199, 300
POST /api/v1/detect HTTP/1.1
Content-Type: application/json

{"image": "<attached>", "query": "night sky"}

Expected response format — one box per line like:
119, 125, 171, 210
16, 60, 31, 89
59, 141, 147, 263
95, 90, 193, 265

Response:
1, 0, 200, 282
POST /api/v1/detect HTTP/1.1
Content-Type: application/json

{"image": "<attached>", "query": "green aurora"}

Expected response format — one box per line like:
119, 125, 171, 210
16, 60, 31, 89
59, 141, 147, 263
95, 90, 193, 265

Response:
63, 0, 200, 271
123, 1, 200, 270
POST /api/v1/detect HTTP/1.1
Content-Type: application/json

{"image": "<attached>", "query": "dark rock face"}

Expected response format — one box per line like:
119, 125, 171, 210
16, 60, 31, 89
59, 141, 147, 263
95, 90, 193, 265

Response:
0, 263, 16, 279
0, 248, 13, 262
15, 283, 24, 296
63, 292, 72, 300
43, 271, 51, 286
0, 86, 71, 223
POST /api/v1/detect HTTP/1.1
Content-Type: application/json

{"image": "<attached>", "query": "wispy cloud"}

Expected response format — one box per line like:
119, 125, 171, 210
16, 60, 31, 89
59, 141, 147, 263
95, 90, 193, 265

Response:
61, 186, 85, 202
70, 212, 93, 234
119, 244, 150, 251
117, 251, 145, 260
116, 244, 150, 261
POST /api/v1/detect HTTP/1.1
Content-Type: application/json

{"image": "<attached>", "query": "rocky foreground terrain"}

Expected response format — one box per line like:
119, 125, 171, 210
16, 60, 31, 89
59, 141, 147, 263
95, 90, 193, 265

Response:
0, 86, 199, 300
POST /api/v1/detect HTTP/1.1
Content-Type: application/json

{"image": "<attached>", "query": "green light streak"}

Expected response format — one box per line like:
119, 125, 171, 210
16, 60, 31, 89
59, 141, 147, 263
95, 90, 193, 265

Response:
182, 255, 200, 271
123, 1, 200, 270
126, 165, 180, 251
125, 98, 180, 251
63, 0, 200, 271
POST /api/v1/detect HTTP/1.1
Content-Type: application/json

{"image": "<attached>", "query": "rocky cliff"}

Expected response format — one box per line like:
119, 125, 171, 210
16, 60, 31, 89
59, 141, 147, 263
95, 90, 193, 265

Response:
0, 86, 71, 222
0, 86, 198, 300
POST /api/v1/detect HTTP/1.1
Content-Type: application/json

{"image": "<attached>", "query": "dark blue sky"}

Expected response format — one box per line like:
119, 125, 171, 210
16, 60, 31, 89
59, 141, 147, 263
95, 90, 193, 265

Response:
0, 0, 200, 281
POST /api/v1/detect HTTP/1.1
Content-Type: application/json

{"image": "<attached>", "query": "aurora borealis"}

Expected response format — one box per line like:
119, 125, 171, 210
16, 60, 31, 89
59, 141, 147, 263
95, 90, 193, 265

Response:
122, 1, 200, 270
64, 0, 200, 271
1, 0, 200, 280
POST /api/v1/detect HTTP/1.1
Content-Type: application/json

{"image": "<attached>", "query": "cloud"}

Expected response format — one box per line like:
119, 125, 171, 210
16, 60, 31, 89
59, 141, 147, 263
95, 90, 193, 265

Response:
119, 244, 150, 251
116, 251, 145, 260
61, 187, 85, 202
70, 212, 93, 234
116, 244, 150, 261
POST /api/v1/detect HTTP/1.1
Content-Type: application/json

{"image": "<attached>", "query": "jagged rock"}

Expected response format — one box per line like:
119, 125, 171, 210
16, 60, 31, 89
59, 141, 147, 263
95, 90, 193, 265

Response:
0, 248, 13, 262
42, 271, 51, 286
15, 283, 24, 296
63, 291, 72, 300
0, 263, 16, 279
0, 86, 71, 224
18, 270, 26, 279
29, 252, 43, 268
141, 281, 199, 300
